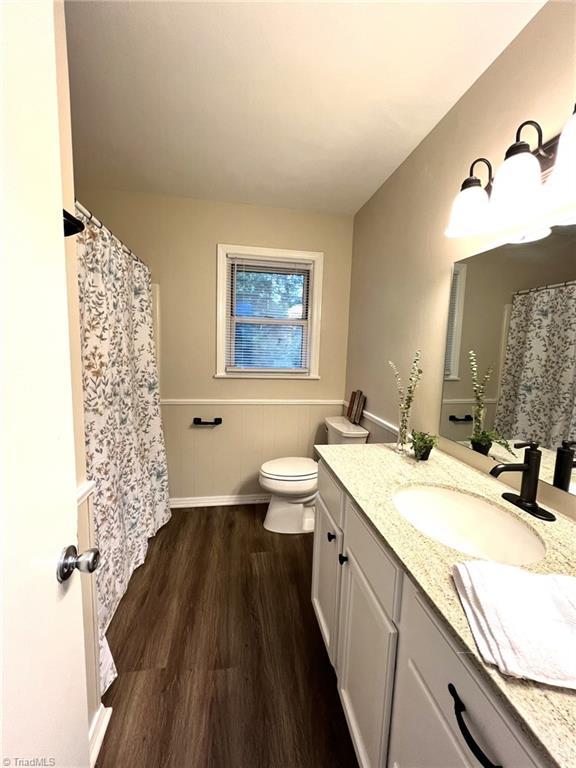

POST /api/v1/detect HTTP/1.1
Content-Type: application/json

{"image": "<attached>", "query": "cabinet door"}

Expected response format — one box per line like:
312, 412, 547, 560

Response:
337, 549, 398, 768
388, 636, 471, 768
388, 580, 544, 768
311, 497, 342, 665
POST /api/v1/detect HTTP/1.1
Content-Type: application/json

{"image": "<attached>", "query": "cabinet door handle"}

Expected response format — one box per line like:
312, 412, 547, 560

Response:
448, 684, 502, 768
338, 554, 348, 565
327, 532, 336, 542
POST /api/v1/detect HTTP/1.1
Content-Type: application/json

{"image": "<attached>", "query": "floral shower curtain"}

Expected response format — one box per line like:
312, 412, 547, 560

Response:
495, 283, 576, 448
76, 206, 171, 692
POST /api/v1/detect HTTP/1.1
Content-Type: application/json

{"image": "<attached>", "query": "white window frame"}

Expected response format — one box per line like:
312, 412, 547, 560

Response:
216, 244, 323, 379
444, 262, 467, 381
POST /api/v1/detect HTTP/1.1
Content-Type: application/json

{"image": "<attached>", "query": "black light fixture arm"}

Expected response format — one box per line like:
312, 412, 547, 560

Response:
515, 119, 544, 146
507, 119, 551, 159
469, 157, 493, 183
460, 157, 493, 192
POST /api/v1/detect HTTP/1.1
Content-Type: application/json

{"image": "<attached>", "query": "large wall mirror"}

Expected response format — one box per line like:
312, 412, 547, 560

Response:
440, 225, 576, 494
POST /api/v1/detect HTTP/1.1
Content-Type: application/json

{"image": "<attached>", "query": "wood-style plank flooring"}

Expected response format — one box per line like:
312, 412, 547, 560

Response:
97, 505, 358, 768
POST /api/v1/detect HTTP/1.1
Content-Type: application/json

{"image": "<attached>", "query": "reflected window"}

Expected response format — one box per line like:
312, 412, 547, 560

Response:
444, 263, 467, 380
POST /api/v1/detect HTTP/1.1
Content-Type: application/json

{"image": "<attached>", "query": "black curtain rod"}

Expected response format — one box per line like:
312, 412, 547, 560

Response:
74, 200, 147, 268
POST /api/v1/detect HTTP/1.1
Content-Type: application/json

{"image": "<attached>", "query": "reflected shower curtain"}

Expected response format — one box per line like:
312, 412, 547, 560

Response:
495, 284, 576, 447
76, 206, 171, 692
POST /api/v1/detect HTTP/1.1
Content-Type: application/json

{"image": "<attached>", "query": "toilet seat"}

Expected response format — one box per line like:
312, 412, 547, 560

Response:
260, 457, 318, 482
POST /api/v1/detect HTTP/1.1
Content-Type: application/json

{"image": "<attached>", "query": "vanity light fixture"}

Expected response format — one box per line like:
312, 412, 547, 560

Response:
489, 120, 551, 244
545, 104, 576, 227
444, 158, 493, 239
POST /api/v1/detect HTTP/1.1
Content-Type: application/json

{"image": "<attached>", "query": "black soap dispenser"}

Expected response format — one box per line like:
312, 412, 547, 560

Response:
553, 440, 576, 492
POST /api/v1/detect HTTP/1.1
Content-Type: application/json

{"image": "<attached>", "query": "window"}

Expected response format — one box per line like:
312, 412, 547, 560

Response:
216, 244, 323, 378
444, 263, 467, 380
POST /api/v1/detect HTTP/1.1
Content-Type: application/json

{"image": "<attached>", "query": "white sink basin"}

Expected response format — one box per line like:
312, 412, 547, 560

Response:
393, 485, 546, 565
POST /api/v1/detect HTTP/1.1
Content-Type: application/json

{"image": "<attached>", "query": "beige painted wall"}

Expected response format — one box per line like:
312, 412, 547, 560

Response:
346, 1, 575, 435
74, 188, 353, 498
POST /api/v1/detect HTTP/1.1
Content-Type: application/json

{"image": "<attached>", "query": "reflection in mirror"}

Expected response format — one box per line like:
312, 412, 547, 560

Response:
440, 225, 576, 494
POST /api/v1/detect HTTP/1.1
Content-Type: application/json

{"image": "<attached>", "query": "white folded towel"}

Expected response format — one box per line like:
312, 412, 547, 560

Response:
453, 560, 576, 689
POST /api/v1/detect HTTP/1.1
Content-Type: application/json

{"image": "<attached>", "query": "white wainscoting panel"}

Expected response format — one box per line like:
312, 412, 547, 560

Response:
161, 400, 342, 499
343, 400, 398, 443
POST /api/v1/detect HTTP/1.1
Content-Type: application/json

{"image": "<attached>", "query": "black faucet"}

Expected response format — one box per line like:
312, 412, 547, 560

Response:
553, 440, 576, 492
489, 441, 555, 521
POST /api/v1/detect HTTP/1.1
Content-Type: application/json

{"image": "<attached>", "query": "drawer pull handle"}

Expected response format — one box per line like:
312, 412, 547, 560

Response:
449, 414, 473, 423
327, 532, 336, 542
448, 684, 502, 768
338, 554, 348, 565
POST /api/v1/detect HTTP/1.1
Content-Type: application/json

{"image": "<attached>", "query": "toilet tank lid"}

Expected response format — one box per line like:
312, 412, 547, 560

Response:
260, 456, 318, 479
325, 416, 369, 438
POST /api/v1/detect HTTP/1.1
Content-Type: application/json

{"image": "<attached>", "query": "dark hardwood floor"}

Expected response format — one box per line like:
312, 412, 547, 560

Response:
97, 505, 358, 768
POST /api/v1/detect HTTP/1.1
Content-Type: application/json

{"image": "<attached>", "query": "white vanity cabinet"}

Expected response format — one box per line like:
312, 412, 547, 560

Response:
313, 460, 549, 768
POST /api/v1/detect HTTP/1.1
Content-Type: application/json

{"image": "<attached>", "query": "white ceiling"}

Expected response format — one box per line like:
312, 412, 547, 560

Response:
66, 1, 545, 214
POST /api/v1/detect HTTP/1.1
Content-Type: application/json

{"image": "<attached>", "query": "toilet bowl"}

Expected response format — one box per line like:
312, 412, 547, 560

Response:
259, 457, 318, 534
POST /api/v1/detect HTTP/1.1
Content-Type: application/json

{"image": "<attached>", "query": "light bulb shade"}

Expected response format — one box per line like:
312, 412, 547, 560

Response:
545, 110, 576, 226
445, 183, 490, 238
489, 150, 548, 241
506, 226, 551, 245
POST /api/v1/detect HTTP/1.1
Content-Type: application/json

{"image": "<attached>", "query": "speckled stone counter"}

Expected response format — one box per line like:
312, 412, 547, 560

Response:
314, 443, 576, 768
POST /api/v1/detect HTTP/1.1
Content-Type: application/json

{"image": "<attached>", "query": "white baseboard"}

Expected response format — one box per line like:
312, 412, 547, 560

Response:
170, 493, 271, 508
89, 704, 112, 768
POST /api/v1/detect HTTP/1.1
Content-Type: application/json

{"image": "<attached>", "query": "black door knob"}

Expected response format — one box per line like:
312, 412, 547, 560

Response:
338, 554, 348, 565
327, 532, 336, 542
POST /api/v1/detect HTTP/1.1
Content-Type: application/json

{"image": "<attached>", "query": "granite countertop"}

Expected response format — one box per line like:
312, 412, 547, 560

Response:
314, 443, 576, 768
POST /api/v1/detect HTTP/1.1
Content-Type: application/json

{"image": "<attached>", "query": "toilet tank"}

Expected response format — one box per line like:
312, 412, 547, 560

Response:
325, 416, 369, 445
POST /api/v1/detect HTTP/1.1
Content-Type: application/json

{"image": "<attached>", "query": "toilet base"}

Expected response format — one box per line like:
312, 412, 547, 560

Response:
263, 495, 316, 534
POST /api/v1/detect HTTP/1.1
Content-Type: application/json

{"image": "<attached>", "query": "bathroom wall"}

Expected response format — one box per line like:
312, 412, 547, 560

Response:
346, 1, 575, 442
75, 188, 353, 501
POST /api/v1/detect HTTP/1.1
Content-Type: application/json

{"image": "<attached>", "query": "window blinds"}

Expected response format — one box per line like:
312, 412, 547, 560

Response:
225, 256, 314, 373
444, 263, 466, 378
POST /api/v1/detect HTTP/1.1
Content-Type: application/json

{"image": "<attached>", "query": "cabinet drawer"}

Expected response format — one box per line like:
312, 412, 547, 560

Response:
318, 461, 344, 528
390, 579, 543, 768
344, 498, 401, 623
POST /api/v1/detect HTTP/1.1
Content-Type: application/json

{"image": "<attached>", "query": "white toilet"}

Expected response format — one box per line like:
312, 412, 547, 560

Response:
259, 416, 369, 534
